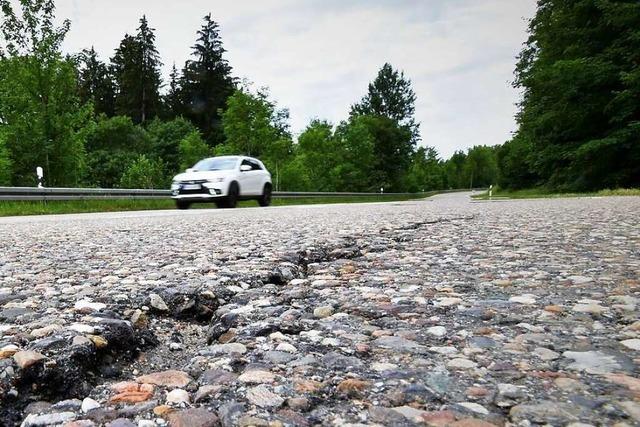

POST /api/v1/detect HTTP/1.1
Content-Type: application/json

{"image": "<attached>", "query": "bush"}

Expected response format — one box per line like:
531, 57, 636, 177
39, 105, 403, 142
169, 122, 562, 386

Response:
85, 116, 154, 187
146, 117, 198, 174
0, 133, 12, 186
179, 131, 212, 171
120, 155, 166, 189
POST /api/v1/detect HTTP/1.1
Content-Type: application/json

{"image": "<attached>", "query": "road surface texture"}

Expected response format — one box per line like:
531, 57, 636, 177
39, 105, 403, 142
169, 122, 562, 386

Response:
0, 192, 639, 427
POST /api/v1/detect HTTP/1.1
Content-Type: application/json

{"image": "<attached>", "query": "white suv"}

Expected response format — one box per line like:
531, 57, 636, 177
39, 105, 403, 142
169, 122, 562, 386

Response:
171, 156, 272, 209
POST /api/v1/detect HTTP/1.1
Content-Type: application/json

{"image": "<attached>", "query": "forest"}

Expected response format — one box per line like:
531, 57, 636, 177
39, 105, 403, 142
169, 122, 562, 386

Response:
0, 0, 637, 192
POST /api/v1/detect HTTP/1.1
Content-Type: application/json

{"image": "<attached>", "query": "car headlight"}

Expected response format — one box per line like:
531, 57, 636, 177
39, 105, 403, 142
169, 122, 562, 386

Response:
171, 182, 180, 190
210, 178, 225, 183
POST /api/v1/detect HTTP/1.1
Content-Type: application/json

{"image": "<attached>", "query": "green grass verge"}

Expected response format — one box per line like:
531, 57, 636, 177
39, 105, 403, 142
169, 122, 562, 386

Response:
472, 187, 640, 200
0, 194, 428, 217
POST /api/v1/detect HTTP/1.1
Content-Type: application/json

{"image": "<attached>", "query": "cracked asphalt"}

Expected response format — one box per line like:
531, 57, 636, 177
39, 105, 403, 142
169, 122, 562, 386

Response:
0, 192, 639, 427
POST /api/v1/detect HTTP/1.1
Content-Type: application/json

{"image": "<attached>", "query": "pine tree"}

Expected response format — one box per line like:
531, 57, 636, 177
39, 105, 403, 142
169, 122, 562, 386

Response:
77, 47, 116, 116
111, 16, 163, 123
181, 14, 236, 145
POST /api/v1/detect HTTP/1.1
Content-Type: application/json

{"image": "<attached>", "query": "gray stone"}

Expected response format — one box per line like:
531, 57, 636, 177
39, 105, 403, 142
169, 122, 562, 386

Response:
563, 351, 622, 374
149, 293, 169, 311
246, 385, 284, 408
372, 336, 426, 353
200, 343, 247, 356
21, 412, 76, 426
510, 401, 588, 424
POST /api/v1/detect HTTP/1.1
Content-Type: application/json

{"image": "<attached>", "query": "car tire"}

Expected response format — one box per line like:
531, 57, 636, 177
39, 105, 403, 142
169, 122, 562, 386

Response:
258, 183, 272, 207
220, 182, 239, 209
176, 201, 191, 210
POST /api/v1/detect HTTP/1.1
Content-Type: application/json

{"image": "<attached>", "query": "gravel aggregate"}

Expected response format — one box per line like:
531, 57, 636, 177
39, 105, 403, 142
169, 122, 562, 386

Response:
0, 193, 639, 426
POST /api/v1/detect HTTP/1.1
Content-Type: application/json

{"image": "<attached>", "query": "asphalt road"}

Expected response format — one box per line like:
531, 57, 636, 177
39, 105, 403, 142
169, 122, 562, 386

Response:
1, 192, 639, 426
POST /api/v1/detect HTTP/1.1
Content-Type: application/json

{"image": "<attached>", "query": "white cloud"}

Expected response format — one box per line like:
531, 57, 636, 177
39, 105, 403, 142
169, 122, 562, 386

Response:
52, 0, 536, 158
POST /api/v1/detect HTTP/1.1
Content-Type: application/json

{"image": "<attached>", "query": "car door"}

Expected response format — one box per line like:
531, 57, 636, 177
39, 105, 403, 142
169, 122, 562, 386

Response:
247, 159, 266, 194
237, 159, 253, 195
238, 159, 261, 195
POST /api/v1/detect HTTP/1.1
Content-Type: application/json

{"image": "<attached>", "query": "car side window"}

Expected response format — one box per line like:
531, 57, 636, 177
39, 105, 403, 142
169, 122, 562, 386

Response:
249, 160, 262, 171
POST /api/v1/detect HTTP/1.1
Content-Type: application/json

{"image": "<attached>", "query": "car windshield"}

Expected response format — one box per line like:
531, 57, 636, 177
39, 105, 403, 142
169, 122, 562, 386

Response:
193, 157, 238, 171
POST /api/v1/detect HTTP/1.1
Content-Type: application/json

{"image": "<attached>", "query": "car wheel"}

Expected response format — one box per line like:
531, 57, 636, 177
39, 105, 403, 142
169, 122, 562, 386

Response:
220, 182, 239, 209
176, 201, 191, 210
259, 183, 272, 207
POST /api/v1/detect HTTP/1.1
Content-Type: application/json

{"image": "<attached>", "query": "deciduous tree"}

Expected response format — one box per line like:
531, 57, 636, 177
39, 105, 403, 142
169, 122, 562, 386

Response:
0, 0, 90, 186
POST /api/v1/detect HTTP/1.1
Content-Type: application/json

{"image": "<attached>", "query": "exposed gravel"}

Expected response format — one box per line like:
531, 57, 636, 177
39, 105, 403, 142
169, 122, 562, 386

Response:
0, 193, 639, 427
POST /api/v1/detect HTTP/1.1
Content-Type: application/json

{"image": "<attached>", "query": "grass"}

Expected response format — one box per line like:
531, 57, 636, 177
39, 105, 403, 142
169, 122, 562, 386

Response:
0, 194, 429, 217
472, 186, 640, 200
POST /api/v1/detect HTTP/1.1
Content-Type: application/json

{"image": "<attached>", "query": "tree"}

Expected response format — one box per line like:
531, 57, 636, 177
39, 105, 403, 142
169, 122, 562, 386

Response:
357, 115, 413, 191
279, 155, 312, 192
163, 63, 183, 118
406, 146, 445, 192
220, 87, 292, 187
463, 145, 498, 189
77, 47, 116, 117
181, 14, 236, 145
84, 116, 152, 187
497, 136, 539, 189
120, 154, 166, 189
511, 0, 640, 190
331, 117, 377, 191
443, 150, 467, 189
179, 131, 212, 171
295, 120, 338, 191
146, 117, 198, 174
0, 0, 90, 186
221, 88, 291, 156
349, 64, 419, 191
112, 16, 163, 123
351, 63, 420, 143
0, 130, 12, 185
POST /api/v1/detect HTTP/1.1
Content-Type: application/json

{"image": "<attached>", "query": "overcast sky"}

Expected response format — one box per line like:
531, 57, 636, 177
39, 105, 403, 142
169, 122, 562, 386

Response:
54, 0, 536, 158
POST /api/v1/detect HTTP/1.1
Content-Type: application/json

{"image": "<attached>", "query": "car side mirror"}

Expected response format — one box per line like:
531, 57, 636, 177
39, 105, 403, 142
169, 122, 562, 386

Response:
240, 165, 252, 172
186, 168, 195, 173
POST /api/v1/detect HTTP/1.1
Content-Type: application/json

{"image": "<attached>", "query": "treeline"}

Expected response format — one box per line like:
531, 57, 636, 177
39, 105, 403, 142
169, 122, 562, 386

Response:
0, 0, 499, 191
498, 0, 640, 191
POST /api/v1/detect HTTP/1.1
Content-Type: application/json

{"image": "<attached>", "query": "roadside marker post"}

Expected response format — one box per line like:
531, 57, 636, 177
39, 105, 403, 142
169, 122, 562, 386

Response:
36, 167, 44, 189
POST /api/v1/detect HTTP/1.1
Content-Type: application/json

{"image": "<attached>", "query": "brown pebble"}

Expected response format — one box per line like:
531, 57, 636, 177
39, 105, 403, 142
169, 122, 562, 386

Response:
13, 351, 46, 369
544, 305, 563, 314
466, 386, 490, 398
294, 379, 323, 393
153, 405, 175, 417
336, 378, 370, 396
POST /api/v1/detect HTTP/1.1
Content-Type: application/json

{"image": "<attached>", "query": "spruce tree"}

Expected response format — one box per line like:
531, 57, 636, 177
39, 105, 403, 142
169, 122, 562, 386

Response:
181, 14, 236, 145
163, 63, 184, 118
78, 47, 116, 116
112, 16, 163, 123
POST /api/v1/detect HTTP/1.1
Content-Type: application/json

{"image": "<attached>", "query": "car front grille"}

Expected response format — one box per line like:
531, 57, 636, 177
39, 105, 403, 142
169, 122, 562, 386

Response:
179, 180, 208, 185
175, 179, 210, 196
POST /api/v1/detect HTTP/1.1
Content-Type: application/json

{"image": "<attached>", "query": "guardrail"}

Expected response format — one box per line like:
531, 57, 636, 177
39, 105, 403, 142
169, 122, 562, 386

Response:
0, 187, 170, 201
0, 187, 480, 201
